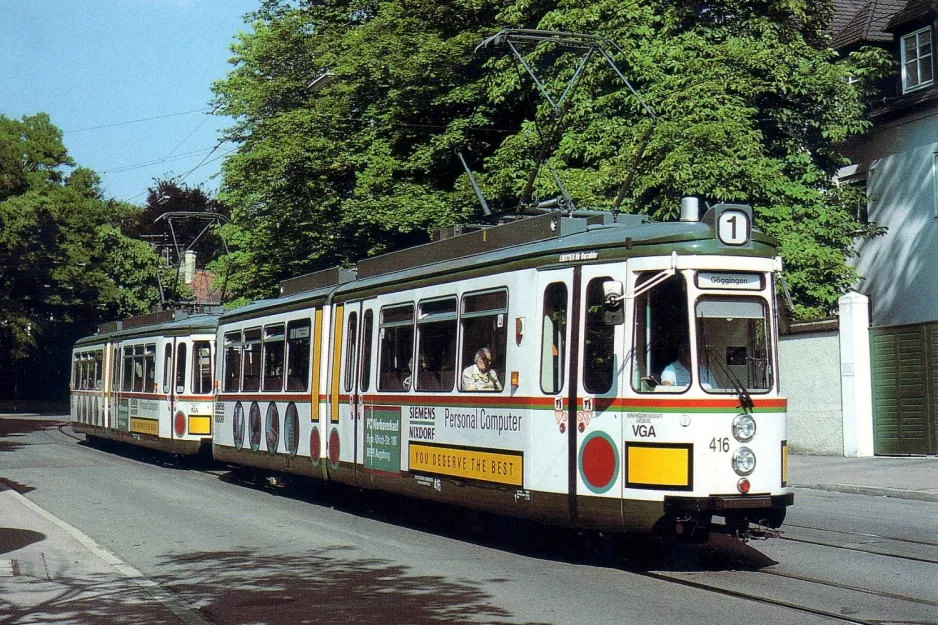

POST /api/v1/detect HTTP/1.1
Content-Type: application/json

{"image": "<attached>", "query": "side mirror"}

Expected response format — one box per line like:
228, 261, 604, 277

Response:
602, 281, 625, 325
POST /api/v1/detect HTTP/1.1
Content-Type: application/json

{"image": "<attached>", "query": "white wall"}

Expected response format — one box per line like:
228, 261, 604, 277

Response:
779, 330, 844, 455
844, 110, 938, 327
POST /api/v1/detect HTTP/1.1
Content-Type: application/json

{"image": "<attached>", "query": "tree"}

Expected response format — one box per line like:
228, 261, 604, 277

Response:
0, 113, 166, 403
213, 0, 882, 318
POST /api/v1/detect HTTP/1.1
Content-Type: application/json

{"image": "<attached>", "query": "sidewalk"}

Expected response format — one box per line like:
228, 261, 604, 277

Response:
789, 454, 938, 503
0, 484, 208, 625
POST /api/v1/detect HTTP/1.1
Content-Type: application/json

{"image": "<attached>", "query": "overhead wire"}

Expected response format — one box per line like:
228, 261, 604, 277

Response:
63, 108, 212, 134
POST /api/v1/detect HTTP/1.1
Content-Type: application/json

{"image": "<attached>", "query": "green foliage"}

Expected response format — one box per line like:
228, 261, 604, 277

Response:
0, 114, 167, 401
214, 0, 882, 319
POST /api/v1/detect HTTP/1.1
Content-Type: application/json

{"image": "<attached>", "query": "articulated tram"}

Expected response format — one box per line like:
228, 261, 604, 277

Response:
212, 204, 792, 539
71, 310, 218, 455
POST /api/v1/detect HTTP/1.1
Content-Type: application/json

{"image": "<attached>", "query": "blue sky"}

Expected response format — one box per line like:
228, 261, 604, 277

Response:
1, 0, 258, 203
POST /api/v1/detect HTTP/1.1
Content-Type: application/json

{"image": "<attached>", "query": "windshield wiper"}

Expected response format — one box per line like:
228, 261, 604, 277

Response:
704, 344, 754, 414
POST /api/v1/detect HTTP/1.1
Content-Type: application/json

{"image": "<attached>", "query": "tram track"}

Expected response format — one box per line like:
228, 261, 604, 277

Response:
779, 523, 938, 565
632, 522, 938, 625
639, 570, 877, 625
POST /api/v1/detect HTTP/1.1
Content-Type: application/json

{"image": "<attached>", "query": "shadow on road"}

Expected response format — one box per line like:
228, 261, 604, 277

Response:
217, 474, 779, 575
0, 418, 63, 453
156, 547, 550, 625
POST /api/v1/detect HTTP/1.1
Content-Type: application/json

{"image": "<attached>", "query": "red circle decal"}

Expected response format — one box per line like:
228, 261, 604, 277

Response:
582, 435, 616, 488
174, 411, 186, 437
310, 428, 321, 463
328, 428, 340, 466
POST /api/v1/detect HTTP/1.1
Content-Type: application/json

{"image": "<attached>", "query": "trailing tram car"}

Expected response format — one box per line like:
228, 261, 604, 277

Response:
71, 309, 218, 455
213, 202, 792, 539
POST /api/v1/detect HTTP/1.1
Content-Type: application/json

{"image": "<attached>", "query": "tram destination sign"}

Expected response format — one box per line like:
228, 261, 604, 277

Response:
696, 272, 763, 290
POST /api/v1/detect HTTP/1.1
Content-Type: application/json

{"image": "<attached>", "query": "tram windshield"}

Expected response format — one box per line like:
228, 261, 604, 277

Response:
631, 272, 691, 393
696, 297, 772, 393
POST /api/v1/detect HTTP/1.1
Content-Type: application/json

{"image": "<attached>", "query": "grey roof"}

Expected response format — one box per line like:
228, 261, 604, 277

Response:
886, 0, 938, 30
831, 0, 907, 48
75, 313, 219, 346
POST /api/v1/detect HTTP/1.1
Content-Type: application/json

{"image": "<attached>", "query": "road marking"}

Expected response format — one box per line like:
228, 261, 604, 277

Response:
2, 488, 210, 625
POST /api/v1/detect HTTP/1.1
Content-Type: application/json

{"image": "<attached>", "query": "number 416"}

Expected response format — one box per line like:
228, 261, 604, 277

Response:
710, 437, 729, 452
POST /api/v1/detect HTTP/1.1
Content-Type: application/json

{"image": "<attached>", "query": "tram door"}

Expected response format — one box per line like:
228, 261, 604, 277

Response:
573, 266, 624, 523
539, 266, 624, 525
338, 302, 366, 486
108, 343, 121, 430
536, 268, 578, 521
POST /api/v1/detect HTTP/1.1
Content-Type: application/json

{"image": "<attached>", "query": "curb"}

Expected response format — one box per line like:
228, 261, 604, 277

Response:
794, 483, 938, 503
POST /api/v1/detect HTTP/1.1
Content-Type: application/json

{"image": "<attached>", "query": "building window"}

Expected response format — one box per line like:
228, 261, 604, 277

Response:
902, 27, 933, 93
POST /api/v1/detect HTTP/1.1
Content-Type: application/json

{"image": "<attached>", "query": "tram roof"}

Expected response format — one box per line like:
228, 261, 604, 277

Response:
219, 206, 778, 323
74, 311, 219, 347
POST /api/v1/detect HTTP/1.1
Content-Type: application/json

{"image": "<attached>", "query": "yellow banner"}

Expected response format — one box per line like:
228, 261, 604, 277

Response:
130, 417, 159, 436
409, 443, 522, 487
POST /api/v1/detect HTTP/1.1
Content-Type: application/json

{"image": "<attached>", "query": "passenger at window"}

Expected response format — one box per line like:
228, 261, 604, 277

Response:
462, 347, 502, 391
661, 344, 713, 388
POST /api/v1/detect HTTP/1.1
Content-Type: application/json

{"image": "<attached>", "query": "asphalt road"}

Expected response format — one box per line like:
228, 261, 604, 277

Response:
1, 417, 936, 625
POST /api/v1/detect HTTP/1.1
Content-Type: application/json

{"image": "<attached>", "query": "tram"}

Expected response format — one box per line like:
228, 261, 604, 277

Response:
212, 201, 792, 539
70, 309, 218, 455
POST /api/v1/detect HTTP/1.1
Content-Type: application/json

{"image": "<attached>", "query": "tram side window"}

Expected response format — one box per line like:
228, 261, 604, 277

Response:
584, 278, 616, 394
344, 313, 358, 393
175, 343, 188, 394
112, 347, 119, 390
263, 325, 285, 392
459, 289, 508, 393
416, 297, 457, 392
223, 332, 242, 392
193, 340, 213, 394
242, 328, 262, 392
144, 344, 156, 393
541, 283, 568, 394
162, 344, 173, 393
131, 345, 145, 392
94, 351, 103, 390
631, 273, 689, 393
122, 347, 133, 391
286, 319, 311, 391
360, 310, 374, 392
378, 304, 414, 392
72, 356, 79, 389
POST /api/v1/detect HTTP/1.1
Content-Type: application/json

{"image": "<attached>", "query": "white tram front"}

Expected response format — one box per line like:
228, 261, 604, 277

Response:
213, 204, 792, 539
71, 310, 218, 455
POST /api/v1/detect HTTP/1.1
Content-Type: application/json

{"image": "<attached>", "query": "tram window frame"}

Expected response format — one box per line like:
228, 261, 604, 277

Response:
175, 343, 188, 394
584, 277, 616, 394
192, 340, 213, 395
263, 324, 286, 392
631, 272, 690, 394
122, 346, 133, 392
344, 312, 359, 393
143, 344, 157, 393
242, 328, 262, 392
360, 310, 374, 392
459, 288, 508, 393
415, 297, 458, 392
222, 331, 242, 393
377, 303, 415, 392
162, 344, 173, 393
286, 319, 312, 392
540, 282, 568, 395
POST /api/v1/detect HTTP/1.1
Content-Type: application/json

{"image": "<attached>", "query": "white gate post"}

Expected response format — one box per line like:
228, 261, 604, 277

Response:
839, 292, 875, 457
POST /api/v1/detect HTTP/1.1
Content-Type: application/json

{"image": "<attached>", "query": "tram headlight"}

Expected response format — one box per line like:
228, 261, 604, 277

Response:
732, 414, 756, 442
732, 447, 756, 476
